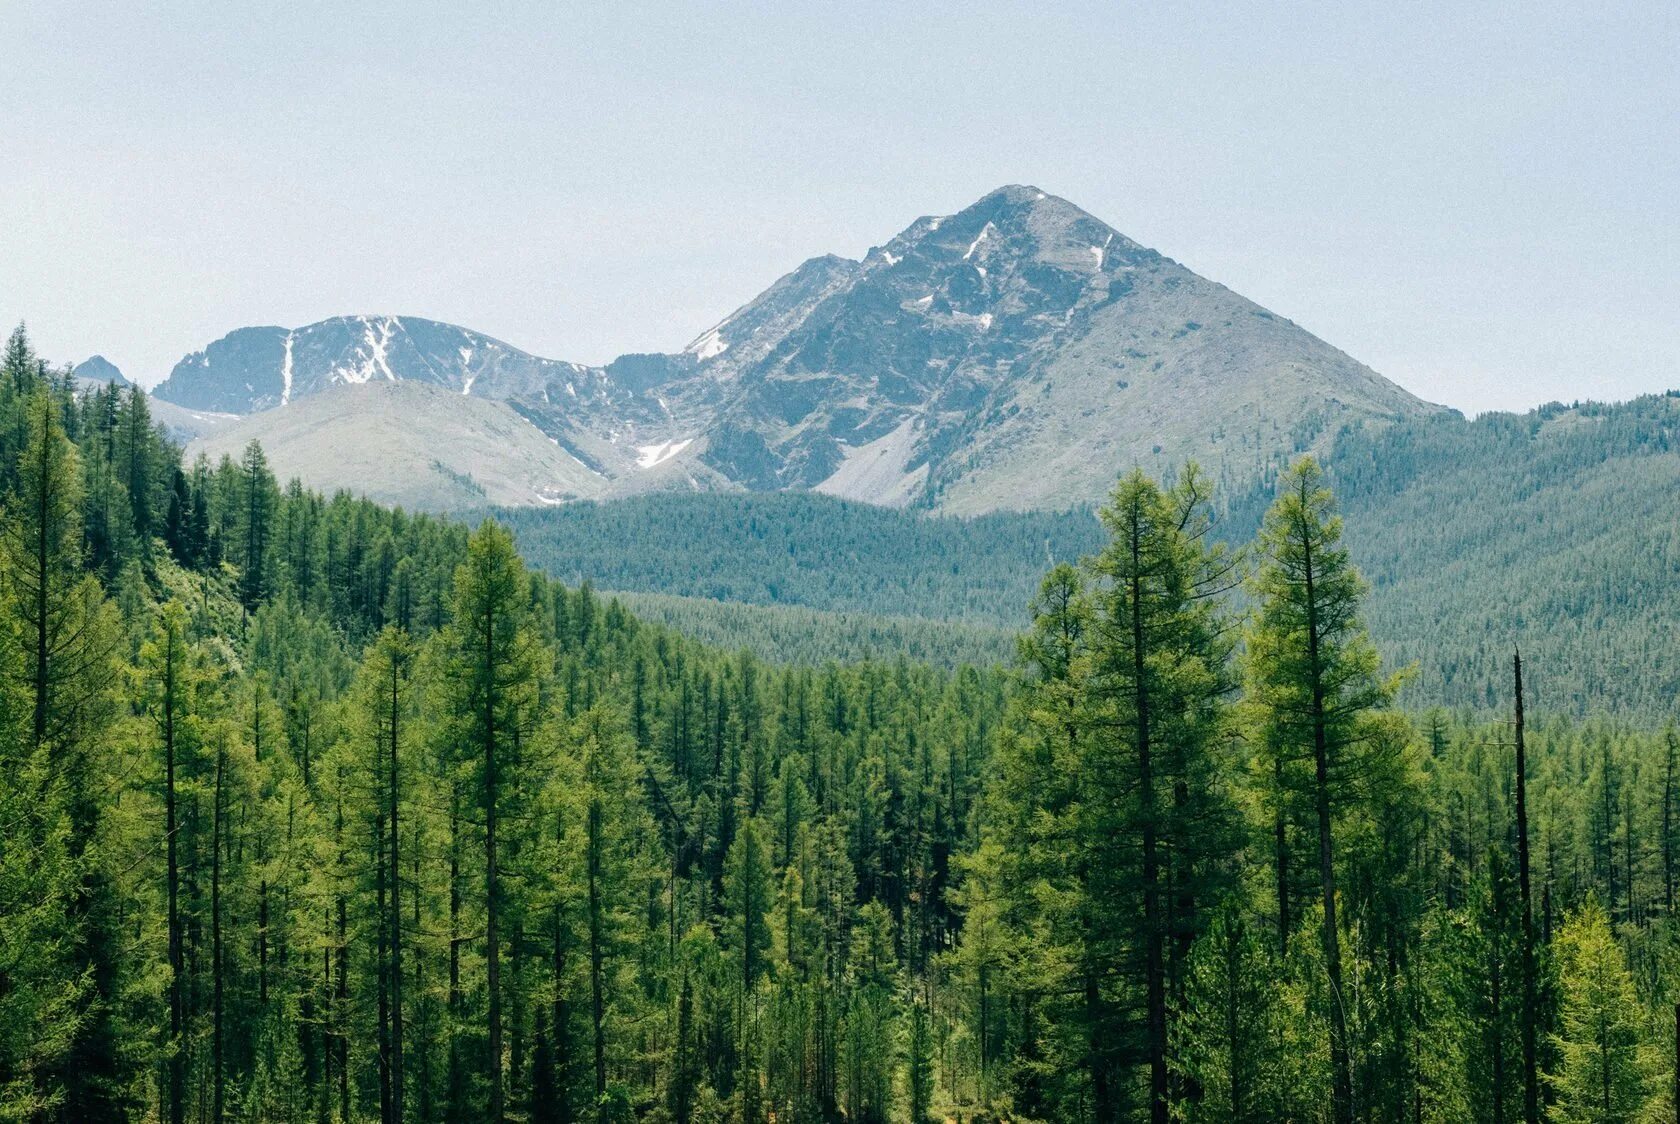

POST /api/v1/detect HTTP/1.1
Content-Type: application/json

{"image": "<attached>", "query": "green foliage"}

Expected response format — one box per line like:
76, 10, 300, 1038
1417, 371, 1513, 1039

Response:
1549, 898, 1649, 1122
609, 589, 1016, 668
1240, 393, 1680, 717
3, 321, 1680, 1124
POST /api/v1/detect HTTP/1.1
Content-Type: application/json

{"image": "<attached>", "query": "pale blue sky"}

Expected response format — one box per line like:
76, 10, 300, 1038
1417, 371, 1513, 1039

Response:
2, 1, 1675, 414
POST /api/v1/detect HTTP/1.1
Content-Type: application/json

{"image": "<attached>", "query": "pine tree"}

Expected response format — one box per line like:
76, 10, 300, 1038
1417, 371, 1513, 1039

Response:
724, 813, 773, 1117
842, 901, 897, 1124
235, 441, 278, 619
568, 703, 651, 1123
116, 386, 158, 555
907, 993, 935, 1124
1513, 651, 1540, 1124
350, 626, 415, 1124
1172, 904, 1290, 1123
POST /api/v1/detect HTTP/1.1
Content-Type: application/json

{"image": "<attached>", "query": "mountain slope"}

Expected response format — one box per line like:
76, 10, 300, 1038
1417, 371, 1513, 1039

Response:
187, 381, 609, 509
1300, 393, 1680, 717
156, 186, 1447, 512
149, 398, 239, 443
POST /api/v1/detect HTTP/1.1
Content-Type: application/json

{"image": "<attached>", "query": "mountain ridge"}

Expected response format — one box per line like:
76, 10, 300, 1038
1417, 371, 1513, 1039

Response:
159, 185, 1450, 512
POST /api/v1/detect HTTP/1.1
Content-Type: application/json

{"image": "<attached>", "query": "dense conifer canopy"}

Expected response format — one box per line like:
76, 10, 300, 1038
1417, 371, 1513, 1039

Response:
0, 321, 1675, 1121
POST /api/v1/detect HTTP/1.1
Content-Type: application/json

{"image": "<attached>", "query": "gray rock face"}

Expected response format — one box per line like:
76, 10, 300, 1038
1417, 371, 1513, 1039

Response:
153, 186, 1449, 512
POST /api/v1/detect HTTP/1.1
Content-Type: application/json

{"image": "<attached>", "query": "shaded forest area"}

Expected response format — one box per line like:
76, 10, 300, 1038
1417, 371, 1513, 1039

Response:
1, 322, 1679, 1123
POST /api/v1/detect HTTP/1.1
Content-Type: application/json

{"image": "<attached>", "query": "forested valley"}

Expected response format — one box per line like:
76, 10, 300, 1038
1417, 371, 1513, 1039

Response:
4, 318, 1680, 1123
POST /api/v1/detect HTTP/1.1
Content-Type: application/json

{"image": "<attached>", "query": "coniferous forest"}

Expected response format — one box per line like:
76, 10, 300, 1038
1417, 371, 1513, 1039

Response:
7, 318, 1680, 1124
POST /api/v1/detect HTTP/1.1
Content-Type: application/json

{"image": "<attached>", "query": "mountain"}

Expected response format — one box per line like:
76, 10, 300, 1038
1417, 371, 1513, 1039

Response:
72, 354, 130, 388
66, 354, 239, 442
665, 185, 1443, 512
156, 186, 1448, 512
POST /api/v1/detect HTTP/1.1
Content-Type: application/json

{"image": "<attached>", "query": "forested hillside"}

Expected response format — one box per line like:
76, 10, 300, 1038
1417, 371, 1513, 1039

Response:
496, 494, 1102, 627
1315, 393, 1680, 716
5, 319, 1680, 1124
504, 392, 1680, 718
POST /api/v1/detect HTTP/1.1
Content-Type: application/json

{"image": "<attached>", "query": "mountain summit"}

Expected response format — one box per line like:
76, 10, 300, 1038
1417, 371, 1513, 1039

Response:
165, 186, 1447, 512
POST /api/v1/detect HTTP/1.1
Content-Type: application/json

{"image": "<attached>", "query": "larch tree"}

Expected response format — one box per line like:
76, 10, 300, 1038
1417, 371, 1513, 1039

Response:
1245, 456, 1393, 1124
1082, 465, 1240, 1122
349, 625, 416, 1124
234, 440, 278, 621
724, 812, 774, 1117
439, 521, 547, 1122
4, 389, 122, 1118
137, 602, 201, 1124
1548, 898, 1649, 1123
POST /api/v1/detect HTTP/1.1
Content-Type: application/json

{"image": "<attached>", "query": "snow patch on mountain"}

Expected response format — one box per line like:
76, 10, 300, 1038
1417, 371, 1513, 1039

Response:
1091, 234, 1113, 271
281, 331, 295, 405
686, 325, 729, 361
636, 438, 693, 469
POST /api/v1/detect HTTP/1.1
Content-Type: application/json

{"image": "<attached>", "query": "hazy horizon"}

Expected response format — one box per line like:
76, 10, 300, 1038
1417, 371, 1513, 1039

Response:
3, 1, 1675, 415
